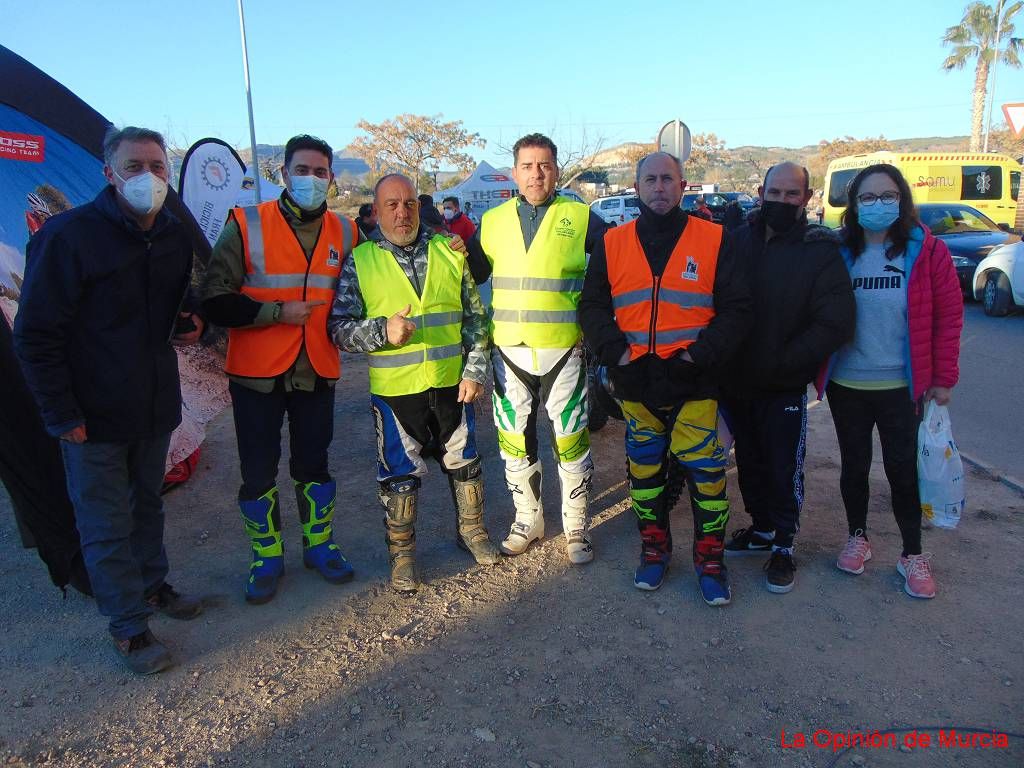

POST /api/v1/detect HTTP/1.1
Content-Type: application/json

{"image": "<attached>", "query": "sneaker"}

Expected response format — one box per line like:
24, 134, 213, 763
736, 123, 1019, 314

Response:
897, 553, 936, 599
724, 527, 774, 555
764, 550, 796, 594
112, 629, 172, 675
634, 526, 670, 591
146, 583, 203, 620
836, 531, 872, 575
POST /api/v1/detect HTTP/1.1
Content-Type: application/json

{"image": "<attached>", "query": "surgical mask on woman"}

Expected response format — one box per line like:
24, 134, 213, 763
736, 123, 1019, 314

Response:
289, 175, 329, 210
857, 202, 899, 232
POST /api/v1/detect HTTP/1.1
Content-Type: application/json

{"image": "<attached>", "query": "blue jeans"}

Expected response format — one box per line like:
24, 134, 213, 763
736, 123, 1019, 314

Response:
60, 434, 171, 639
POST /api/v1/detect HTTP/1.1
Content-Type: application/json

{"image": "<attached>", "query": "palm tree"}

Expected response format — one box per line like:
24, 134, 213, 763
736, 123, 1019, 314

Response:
942, 1, 1022, 151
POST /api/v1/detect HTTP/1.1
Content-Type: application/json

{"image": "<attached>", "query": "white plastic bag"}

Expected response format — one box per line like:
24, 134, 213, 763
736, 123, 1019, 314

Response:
918, 400, 965, 529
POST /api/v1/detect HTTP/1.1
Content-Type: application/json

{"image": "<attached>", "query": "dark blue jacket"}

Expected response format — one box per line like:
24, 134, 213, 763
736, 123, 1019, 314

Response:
14, 186, 194, 442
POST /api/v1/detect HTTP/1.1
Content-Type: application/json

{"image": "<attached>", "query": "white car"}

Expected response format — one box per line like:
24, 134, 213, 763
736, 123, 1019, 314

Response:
972, 241, 1024, 316
590, 194, 640, 225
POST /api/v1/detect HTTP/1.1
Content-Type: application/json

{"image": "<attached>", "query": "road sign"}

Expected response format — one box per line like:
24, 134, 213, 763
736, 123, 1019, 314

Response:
1003, 103, 1024, 137
657, 120, 691, 162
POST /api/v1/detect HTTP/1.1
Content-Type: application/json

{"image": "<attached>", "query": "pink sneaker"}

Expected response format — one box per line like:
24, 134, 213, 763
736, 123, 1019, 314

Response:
837, 531, 872, 575
897, 553, 937, 599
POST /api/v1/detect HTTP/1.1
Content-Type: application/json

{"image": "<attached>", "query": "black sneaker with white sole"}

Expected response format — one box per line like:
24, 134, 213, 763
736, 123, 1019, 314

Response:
763, 550, 796, 593
724, 527, 774, 555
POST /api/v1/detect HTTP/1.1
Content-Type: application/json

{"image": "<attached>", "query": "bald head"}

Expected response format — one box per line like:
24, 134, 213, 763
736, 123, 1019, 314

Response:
762, 162, 810, 197
374, 174, 419, 246
636, 152, 685, 214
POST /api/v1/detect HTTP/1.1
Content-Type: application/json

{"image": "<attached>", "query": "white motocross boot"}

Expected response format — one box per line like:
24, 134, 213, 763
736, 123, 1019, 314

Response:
500, 462, 544, 555
558, 465, 593, 564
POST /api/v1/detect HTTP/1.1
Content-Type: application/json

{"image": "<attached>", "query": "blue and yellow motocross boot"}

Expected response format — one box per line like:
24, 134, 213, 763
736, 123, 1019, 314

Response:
295, 480, 354, 584
239, 487, 284, 604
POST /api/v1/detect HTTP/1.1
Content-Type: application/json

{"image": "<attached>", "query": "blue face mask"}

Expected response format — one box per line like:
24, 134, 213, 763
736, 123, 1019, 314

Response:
858, 202, 899, 232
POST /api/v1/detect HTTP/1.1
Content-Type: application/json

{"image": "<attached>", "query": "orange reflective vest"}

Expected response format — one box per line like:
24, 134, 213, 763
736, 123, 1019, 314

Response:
225, 200, 357, 378
605, 216, 722, 361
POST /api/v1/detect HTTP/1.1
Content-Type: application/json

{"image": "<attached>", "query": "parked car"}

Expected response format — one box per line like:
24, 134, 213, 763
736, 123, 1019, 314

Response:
720, 191, 757, 212
557, 188, 586, 204
590, 194, 640, 225
972, 240, 1024, 316
916, 203, 1020, 297
681, 192, 729, 222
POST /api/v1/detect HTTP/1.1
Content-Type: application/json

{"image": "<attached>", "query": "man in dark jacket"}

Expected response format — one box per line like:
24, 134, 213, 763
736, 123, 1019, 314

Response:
14, 126, 204, 675
720, 162, 855, 594
580, 151, 751, 606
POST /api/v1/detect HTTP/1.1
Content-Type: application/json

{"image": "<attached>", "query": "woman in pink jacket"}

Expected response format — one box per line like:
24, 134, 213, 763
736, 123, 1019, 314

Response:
823, 163, 963, 599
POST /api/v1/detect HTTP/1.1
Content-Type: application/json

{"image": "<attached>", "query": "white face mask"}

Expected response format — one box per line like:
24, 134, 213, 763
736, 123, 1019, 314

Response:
289, 174, 329, 210
115, 171, 168, 215
443, 208, 457, 221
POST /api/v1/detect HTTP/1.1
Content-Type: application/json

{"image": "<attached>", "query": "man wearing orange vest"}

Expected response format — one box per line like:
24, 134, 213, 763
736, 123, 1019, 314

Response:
579, 152, 751, 605
201, 135, 360, 604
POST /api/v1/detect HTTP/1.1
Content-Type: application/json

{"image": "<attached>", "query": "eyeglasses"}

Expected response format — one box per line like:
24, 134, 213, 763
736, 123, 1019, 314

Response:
857, 191, 900, 206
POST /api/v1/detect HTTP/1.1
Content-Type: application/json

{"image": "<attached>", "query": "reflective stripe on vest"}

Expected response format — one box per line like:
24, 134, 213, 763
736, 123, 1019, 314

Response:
225, 200, 357, 379
480, 196, 588, 349
352, 235, 465, 396
605, 217, 721, 360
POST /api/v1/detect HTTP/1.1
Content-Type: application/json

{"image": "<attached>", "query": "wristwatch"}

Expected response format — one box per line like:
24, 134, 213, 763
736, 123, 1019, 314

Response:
271, 301, 283, 322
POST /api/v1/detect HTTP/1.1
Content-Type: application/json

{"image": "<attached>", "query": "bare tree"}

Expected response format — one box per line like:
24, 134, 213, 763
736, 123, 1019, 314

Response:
495, 126, 609, 187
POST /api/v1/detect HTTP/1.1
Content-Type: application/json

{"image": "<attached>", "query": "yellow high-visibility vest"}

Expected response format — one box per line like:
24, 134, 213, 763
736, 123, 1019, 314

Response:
481, 196, 588, 348
352, 236, 465, 396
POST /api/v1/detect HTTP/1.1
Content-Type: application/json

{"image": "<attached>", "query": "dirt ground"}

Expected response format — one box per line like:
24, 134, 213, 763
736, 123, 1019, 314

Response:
1, 354, 1021, 768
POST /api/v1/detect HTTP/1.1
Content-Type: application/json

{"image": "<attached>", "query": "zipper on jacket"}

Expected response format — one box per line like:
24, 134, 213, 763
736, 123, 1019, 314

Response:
648, 275, 661, 355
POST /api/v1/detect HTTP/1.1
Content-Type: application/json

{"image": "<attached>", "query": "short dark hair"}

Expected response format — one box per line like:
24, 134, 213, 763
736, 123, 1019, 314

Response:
418, 194, 435, 209
841, 163, 918, 261
284, 134, 333, 168
103, 126, 166, 166
763, 163, 811, 192
358, 203, 373, 218
442, 196, 460, 208
513, 133, 558, 165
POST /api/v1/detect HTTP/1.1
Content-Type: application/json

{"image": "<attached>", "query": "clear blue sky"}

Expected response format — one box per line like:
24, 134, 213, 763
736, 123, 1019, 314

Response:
4, 0, 1021, 166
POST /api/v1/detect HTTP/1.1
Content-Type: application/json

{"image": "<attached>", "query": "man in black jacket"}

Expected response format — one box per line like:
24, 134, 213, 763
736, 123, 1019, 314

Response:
580, 151, 751, 605
14, 126, 204, 674
720, 162, 855, 594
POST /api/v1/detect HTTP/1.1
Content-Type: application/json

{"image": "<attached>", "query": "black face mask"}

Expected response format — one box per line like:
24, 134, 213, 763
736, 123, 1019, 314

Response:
761, 200, 801, 232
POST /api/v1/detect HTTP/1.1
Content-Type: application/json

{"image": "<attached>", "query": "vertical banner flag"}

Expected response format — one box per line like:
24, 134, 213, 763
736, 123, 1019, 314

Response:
178, 138, 246, 245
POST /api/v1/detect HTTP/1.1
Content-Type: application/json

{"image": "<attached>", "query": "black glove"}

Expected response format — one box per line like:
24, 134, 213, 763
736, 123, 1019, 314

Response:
607, 357, 650, 402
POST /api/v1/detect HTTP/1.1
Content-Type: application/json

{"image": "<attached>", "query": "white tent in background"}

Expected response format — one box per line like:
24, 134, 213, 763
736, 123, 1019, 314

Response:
432, 161, 518, 217
235, 166, 284, 207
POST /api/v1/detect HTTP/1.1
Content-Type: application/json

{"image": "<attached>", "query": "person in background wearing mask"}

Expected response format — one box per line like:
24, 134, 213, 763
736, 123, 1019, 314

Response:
580, 151, 750, 605
818, 163, 961, 599
720, 162, 855, 595
355, 202, 377, 238
14, 126, 205, 674
442, 196, 476, 243
201, 134, 361, 605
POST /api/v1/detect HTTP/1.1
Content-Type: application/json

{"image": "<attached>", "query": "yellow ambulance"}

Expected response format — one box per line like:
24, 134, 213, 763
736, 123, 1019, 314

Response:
823, 151, 1021, 230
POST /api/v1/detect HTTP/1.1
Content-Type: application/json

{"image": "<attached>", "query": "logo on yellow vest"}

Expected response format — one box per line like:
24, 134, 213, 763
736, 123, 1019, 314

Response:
555, 216, 576, 238
682, 256, 699, 281
327, 245, 340, 267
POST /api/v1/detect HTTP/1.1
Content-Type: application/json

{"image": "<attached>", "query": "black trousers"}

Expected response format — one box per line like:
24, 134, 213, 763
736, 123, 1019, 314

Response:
721, 392, 807, 549
229, 380, 334, 501
826, 382, 922, 556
